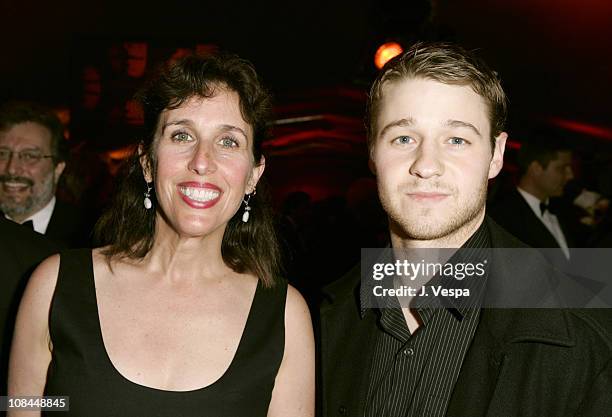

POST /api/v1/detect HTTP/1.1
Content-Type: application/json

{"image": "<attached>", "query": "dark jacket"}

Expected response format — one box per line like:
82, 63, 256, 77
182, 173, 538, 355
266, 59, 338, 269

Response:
0, 216, 59, 395
489, 187, 575, 250
46, 200, 92, 248
319, 217, 612, 417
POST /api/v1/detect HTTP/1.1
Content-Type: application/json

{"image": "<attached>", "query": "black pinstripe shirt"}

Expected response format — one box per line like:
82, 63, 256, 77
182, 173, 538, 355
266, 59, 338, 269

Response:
362, 222, 490, 417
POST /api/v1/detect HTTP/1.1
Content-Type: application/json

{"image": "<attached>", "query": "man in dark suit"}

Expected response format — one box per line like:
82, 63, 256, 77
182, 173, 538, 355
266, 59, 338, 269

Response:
0, 216, 59, 395
0, 102, 89, 248
319, 42, 612, 417
490, 139, 576, 259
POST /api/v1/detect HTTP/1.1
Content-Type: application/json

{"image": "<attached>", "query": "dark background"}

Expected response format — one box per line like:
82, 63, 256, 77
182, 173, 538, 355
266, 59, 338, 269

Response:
2, 0, 611, 201
1, 0, 611, 287
1, 0, 610, 125
2, 0, 610, 200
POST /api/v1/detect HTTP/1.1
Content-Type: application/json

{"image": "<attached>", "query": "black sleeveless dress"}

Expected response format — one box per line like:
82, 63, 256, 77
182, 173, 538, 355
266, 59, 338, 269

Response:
44, 249, 286, 417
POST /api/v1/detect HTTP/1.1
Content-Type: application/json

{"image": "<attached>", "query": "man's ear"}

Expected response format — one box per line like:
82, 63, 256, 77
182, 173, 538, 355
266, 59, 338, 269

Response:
530, 160, 545, 176
368, 157, 376, 176
248, 155, 266, 194
488, 132, 507, 180
53, 161, 66, 185
139, 144, 153, 183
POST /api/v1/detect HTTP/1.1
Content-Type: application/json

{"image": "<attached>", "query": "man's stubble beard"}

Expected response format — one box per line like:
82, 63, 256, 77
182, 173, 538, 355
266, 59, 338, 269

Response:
380, 177, 489, 242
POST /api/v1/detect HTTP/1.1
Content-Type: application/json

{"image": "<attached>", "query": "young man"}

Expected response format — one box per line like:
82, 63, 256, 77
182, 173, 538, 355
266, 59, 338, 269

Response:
319, 43, 611, 417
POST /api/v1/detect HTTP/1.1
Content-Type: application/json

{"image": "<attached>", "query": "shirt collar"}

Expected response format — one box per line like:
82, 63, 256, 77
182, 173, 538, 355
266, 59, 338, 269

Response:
517, 187, 547, 218
5, 196, 56, 234
359, 246, 391, 318
360, 220, 491, 320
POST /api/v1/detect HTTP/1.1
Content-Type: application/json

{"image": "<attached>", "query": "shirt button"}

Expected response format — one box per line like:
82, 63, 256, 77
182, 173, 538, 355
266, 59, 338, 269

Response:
403, 347, 415, 356
338, 405, 347, 415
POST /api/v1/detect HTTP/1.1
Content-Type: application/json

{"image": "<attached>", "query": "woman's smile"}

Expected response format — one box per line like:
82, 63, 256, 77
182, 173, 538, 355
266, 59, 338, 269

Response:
177, 182, 222, 208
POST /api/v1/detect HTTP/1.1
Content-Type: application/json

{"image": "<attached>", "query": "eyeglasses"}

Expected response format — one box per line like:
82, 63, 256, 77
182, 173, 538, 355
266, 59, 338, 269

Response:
0, 149, 55, 166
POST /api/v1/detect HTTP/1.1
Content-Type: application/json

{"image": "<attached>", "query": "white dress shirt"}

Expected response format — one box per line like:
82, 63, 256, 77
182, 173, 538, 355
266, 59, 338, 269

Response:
517, 187, 570, 259
5, 196, 56, 235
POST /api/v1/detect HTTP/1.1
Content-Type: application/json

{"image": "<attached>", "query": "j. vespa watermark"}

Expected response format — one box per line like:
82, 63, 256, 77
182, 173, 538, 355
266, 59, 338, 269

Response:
370, 258, 487, 299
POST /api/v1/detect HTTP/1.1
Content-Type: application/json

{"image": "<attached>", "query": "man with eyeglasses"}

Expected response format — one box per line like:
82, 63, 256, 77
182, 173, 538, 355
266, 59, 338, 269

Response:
0, 102, 87, 247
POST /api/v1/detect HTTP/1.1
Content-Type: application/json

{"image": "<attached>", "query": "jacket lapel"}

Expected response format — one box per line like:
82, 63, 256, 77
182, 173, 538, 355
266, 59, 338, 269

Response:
446, 219, 575, 416
320, 265, 378, 417
319, 219, 577, 417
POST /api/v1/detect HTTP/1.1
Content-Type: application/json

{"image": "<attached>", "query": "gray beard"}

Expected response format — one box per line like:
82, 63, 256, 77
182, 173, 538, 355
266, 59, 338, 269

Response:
0, 174, 55, 219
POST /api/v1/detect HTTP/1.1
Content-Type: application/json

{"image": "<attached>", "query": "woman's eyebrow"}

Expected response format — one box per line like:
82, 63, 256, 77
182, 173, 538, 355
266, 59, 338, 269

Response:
161, 119, 192, 134
218, 124, 247, 138
161, 121, 248, 138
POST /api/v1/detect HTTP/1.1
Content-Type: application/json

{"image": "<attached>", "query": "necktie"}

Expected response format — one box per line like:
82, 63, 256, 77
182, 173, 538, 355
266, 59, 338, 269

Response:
21, 220, 34, 230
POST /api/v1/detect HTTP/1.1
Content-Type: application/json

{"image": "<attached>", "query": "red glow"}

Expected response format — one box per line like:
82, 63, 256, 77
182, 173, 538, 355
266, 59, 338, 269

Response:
548, 118, 612, 141
374, 42, 403, 69
82, 66, 101, 110
106, 146, 135, 161
124, 42, 147, 78
264, 130, 362, 148
195, 44, 219, 56
125, 99, 144, 126
505, 140, 521, 150
170, 48, 194, 63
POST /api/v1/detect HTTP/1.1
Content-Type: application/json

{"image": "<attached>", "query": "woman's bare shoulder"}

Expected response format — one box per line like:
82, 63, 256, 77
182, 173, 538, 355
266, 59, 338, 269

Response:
91, 247, 132, 277
284, 284, 312, 330
17, 253, 62, 323
28, 253, 61, 292
91, 246, 111, 265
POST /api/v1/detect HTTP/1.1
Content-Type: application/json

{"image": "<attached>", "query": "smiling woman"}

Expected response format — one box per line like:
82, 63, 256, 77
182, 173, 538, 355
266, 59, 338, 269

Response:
97, 54, 280, 287
7, 54, 314, 417
150, 92, 259, 244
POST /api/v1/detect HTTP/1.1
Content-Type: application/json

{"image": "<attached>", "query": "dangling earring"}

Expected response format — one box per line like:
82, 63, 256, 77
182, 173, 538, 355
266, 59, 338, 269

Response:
242, 189, 256, 223
144, 182, 153, 210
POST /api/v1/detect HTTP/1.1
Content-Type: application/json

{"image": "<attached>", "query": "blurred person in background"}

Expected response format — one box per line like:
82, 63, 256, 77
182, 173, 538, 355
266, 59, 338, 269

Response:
490, 138, 576, 259
0, 102, 90, 247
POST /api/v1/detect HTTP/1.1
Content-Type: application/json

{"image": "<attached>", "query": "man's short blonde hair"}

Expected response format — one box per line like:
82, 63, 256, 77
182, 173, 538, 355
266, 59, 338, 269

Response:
366, 42, 508, 151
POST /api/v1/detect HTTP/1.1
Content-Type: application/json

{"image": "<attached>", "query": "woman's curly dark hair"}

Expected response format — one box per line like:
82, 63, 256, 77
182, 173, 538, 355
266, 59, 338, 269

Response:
94, 53, 281, 287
